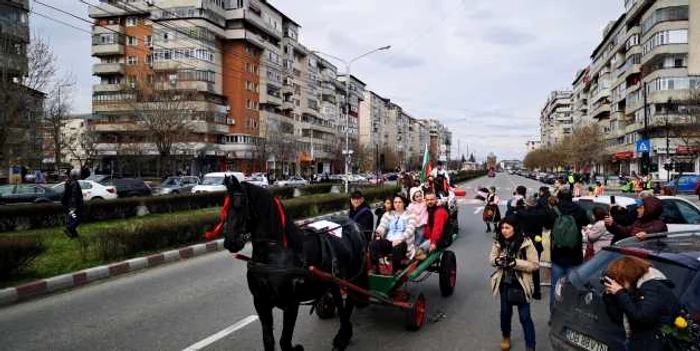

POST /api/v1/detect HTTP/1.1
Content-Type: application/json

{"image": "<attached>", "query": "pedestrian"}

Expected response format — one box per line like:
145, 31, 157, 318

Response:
547, 188, 590, 308
422, 175, 436, 195
374, 197, 393, 229
489, 215, 539, 351
573, 180, 583, 198
372, 194, 417, 273
583, 207, 613, 261
483, 186, 501, 233
603, 256, 681, 351
536, 186, 551, 210
567, 173, 575, 192
430, 160, 451, 185
348, 190, 374, 242
594, 181, 605, 196
505, 185, 526, 217
604, 196, 667, 244
61, 169, 84, 239
515, 197, 550, 300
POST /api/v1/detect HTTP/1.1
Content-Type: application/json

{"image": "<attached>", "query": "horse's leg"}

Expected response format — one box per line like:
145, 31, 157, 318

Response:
330, 286, 353, 351
280, 303, 303, 351
254, 297, 275, 351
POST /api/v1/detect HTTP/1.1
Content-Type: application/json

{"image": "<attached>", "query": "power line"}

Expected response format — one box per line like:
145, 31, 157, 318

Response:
30, 9, 93, 35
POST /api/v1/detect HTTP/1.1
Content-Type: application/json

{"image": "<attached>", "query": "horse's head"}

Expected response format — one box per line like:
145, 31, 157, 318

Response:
222, 175, 250, 253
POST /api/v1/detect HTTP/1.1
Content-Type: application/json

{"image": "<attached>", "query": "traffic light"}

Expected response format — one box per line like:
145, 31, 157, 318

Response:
663, 162, 674, 171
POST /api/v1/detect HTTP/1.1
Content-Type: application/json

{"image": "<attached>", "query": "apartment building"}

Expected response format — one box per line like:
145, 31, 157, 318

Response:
1, 0, 44, 179
540, 90, 573, 148
428, 119, 452, 163
541, 0, 700, 179
572, 67, 591, 129
525, 140, 541, 152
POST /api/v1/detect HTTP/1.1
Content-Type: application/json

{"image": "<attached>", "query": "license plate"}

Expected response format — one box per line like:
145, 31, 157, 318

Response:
565, 329, 608, 351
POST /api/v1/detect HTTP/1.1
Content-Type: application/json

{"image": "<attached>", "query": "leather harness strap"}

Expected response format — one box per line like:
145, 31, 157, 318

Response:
273, 197, 287, 248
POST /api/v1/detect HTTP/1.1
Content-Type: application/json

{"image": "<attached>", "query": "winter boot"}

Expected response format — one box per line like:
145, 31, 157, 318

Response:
500, 337, 511, 350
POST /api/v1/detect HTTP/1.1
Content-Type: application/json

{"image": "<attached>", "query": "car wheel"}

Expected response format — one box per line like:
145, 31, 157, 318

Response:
171, 191, 179, 195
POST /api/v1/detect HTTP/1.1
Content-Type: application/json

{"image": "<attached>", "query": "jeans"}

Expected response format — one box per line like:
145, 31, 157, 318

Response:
550, 263, 573, 308
500, 284, 536, 349
65, 212, 81, 238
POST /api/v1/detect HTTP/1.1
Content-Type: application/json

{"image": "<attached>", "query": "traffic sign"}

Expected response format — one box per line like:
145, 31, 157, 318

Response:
635, 139, 651, 153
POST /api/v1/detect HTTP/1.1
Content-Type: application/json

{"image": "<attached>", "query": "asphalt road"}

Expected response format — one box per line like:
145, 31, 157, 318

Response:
0, 173, 556, 351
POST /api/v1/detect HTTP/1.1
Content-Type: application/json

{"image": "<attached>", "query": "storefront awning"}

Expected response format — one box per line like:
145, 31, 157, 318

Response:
613, 151, 633, 160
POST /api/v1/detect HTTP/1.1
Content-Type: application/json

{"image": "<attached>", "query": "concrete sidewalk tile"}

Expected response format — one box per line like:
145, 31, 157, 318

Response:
126, 257, 148, 271
16, 281, 48, 300
0, 288, 18, 306
108, 262, 130, 276
46, 274, 75, 292
84, 266, 110, 282
162, 250, 181, 263
178, 247, 194, 259
147, 253, 165, 266
191, 243, 207, 256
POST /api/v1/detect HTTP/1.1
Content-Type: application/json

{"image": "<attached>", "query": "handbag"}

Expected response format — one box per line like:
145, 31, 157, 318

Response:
506, 280, 527, 305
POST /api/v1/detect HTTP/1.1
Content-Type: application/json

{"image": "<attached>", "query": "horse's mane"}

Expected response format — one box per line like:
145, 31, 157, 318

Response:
242, 182, 303, 254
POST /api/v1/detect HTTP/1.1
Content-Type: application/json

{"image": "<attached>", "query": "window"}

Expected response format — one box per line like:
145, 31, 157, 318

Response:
246, 99, 257, 110
126, 55, 137, 65
674, 200, 700, 224
127, 36, 137, 46
641, 6, 689, 34
245, 81, 253, 91
643, 30, 688, 55
245, 63, 252, 72
126, 17, 137, 27
145, 35, 152, 47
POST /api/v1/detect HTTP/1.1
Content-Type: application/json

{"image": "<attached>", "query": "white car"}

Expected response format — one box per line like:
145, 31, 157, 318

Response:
274, 176, 309, 187
574, 195, 700, 232
52, 180, 118, 201
191, 172, 245, 193
245, 174, 269, 188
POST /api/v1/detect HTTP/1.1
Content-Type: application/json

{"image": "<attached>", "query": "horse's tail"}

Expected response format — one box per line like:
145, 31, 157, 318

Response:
205, 196, 231, 239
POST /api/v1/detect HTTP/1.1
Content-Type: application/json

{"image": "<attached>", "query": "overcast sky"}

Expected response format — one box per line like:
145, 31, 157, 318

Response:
31, 0, 624, 161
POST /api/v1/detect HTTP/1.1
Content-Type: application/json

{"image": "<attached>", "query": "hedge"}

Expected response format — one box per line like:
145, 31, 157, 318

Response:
0, 183, 383, 233
0, 186, 400, 286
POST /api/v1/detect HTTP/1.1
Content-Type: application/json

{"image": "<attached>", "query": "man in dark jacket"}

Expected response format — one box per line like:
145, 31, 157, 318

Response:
62, 169, 84, 239
348, 190, 374, 242
547, 188, 590, 308
505, 185, 527, 217
604, 196, 667, 244
516, 197, 553, 300
536, 186, 551, 210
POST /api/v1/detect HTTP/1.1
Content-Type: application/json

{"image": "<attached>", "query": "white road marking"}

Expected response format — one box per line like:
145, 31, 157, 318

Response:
182, 315, 259, 351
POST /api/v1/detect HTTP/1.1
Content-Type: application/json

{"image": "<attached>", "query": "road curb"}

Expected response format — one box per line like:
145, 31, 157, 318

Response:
0, 208, 351, 308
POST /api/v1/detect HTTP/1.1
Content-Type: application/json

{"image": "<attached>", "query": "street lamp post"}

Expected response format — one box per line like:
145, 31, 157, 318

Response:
666, 98, 673, 183
313, 45, 391, 193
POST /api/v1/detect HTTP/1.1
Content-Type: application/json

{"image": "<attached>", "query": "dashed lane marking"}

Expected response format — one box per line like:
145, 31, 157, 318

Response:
182, 315, 259, 351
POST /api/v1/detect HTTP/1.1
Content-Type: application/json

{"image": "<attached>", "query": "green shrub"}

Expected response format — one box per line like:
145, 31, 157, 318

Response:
0, 235, 44, 280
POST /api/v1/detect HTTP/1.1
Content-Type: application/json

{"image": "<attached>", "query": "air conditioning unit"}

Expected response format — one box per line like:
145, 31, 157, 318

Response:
226, 105, 231, 112
227, 119, 234, 125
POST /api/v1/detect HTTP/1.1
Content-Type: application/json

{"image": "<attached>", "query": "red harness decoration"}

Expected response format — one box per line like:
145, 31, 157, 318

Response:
274, 197, 287, 248
205, 196, 231, 240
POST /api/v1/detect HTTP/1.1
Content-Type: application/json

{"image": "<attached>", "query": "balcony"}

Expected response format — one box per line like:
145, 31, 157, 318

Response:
92, 83, 122, 93
591, 102, 611, 119
92, 63, 125, 75
0, 18, 29, 43
151, 61, 181, 71
91, 44, 124, 56
281, 100, 294, 111
191, 121, 230, 135
92, 24, 124, 35
260, 93, 282, 106
642, 44, 689, 65
89, 2, 149, 18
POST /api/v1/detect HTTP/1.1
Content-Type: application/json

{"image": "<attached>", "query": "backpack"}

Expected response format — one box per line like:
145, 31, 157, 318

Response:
552, 206, 580, 249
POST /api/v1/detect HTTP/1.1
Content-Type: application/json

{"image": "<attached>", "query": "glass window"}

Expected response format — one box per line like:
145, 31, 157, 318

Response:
78, 181, 93, 190
126, 17, 137, 26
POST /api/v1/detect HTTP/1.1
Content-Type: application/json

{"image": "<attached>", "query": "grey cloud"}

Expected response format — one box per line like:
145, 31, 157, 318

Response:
383, 53, 425, 69
481, 26, 537, 46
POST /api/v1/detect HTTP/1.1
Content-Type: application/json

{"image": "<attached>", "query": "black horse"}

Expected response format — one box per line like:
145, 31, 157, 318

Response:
208, 175, 367, 351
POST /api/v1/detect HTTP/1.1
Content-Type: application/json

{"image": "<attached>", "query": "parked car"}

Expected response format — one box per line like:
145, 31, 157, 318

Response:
384, 173, 399, 181
550, 232, 700, 351
664, 174, 700, 194
85, 174, 117, 185
152, 176, 200, 195
52, 180, 118, 201
574, 195, 700, 232
0, 184, 62, 204
245, 174, 269, 188
191, 172, 245, 193
274, 176, 309, 187
103, 178, 152, 198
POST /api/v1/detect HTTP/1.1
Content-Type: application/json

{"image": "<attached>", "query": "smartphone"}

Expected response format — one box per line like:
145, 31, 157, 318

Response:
610, 195, 616, 205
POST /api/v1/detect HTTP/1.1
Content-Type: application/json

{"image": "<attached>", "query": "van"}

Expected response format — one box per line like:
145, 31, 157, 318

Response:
191, 172, 245, 194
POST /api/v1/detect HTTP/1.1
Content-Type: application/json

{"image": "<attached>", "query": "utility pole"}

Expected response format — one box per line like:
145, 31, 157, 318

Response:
666, 98, 672, 183
642, 81, 650, 176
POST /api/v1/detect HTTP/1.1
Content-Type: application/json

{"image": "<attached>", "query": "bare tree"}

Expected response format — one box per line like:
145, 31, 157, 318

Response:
64, 125, 101, 171
44, 77, 76, 170
124, 71, 198, 176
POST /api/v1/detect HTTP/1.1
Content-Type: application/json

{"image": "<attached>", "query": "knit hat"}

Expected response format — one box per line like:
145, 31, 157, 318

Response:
409, 187, 424, 202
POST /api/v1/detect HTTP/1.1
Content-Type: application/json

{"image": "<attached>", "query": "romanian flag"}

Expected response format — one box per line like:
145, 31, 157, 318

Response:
420, 144, 431, 183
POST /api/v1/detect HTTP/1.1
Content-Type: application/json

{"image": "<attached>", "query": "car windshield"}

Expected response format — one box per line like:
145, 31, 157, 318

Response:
0, 185, 14, 195
201, 177, 224, 186
161, 178, 179, 186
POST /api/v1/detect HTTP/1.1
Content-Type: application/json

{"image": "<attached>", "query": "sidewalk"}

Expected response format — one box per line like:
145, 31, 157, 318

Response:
0, 208, 352, 307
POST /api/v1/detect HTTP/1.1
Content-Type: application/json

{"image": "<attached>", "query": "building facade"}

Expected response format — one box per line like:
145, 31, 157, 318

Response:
542, 0, 700, 179
540, 90, 573, 148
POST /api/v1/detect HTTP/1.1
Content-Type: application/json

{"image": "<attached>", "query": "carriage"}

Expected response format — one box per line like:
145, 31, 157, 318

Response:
308, 204, 460, 331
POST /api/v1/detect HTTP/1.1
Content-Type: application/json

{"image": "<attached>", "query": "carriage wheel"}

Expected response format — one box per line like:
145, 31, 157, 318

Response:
404, 293, 426, 331
315, 292, 336, 319
439, 250, 457, 297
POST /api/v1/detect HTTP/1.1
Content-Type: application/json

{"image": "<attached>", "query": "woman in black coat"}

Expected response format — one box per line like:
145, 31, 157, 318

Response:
349, 191, 375, 242
603, 256, 681, 351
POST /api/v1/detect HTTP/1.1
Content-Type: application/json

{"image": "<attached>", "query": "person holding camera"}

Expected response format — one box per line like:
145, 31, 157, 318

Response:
603, 256, 680, 351
489, 216, 540, 351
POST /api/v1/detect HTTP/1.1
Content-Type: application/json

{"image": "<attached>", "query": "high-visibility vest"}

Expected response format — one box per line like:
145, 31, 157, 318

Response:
568, 175, 575, 184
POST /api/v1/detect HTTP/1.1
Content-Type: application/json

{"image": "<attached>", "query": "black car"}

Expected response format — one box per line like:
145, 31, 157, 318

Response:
550, 233, 700, 351
104, 178, 152, 198
0, 184, 62, 204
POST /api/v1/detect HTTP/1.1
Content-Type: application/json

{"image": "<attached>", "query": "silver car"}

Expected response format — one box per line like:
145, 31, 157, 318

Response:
153, 176, 200, 195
